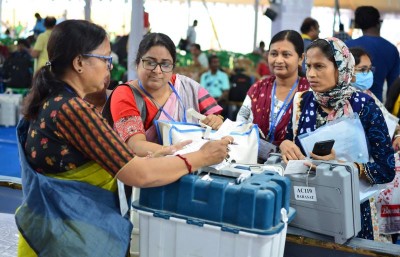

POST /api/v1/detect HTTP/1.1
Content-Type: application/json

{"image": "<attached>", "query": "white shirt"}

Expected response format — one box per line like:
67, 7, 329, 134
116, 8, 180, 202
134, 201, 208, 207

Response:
186, 26, 196, 44
197, 52, 209, 68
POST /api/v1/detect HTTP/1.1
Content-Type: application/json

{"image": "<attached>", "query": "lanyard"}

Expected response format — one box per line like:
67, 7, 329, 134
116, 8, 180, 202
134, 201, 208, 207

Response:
64, 84, 78, 96
267, 79, 299, 142
138, 80, 187, 122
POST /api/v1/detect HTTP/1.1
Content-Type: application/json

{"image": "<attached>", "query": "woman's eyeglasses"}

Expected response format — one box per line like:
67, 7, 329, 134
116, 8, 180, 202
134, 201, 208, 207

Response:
82, 53, 113, 70
354, 66, 375, 74
141, 58, 174, 73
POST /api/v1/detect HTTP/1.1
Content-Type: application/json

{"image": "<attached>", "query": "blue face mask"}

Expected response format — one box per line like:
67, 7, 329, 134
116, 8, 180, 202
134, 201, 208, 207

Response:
351, 71, 374, 91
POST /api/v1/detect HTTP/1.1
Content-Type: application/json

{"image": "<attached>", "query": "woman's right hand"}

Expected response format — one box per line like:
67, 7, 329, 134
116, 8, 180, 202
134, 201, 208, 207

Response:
279, 139, 305, 164
199, 136, 232, 166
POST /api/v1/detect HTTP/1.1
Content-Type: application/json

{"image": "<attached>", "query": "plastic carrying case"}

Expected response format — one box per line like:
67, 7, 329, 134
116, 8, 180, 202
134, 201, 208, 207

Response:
267, 155, 361, 244
132, 166, 295, 257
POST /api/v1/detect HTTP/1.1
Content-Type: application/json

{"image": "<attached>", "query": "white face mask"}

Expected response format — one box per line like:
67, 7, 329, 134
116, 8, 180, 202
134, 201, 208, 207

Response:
351, 71, 374, 91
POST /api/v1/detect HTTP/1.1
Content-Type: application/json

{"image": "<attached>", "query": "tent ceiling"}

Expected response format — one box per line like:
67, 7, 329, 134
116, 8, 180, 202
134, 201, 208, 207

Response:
188, 0, 400, 13
313, 0, 400, 13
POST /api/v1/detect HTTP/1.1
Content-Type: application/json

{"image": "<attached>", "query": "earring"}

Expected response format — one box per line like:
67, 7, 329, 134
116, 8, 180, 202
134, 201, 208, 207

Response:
78, 69, 82, 73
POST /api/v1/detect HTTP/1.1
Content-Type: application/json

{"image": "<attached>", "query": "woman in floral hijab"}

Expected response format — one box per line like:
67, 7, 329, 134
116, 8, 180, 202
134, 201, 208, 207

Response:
280, 37, 395, 240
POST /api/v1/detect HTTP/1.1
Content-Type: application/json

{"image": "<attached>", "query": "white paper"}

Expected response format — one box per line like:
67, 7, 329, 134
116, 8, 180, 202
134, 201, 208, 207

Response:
284, 160, 312, 175
187, 108, 206, 120
173, 139, 229, 170
298, 115, 369, 163
359, 179, 385, 203
209, 118, 238, 139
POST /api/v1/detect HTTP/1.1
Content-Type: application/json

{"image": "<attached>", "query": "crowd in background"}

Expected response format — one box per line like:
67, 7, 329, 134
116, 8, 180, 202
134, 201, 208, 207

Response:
2, 4, 400, 253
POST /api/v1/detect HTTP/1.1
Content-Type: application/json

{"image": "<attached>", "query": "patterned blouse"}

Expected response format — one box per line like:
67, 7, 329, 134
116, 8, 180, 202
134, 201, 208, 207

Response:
287, 90, 395, 185
109, 74, 222, 142
25, 85, 134, 175
237, 76, 310, 146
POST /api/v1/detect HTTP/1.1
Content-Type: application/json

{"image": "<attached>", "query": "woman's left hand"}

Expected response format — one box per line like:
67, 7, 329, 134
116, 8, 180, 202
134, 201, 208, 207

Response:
393, 137, 400, 152
201, 114, 224, 130
150, 140, 192, 158
309, 149, 336, 161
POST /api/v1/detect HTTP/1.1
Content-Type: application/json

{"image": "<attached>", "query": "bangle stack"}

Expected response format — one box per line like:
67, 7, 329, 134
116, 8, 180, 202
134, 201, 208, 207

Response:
354, 162, 365, 177
176, 154, 192, 174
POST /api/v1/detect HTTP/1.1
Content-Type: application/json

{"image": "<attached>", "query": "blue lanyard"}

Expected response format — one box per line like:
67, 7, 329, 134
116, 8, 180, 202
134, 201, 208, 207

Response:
138, 80, 187, 122
64, 84, 78, 96
267, 79, 299, 142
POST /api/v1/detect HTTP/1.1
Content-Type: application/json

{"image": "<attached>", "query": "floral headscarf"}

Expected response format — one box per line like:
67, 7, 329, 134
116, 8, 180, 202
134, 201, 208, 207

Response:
311, 37, 356, 121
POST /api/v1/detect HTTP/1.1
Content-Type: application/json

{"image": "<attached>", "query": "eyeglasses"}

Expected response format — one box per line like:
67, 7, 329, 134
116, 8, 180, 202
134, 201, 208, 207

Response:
82, 53, 113, 70
354, 66, 375, 74
141, 58, 174, 73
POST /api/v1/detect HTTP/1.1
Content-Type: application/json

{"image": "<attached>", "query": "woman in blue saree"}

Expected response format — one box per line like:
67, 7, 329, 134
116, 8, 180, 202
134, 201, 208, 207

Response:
280, 37, 395, 240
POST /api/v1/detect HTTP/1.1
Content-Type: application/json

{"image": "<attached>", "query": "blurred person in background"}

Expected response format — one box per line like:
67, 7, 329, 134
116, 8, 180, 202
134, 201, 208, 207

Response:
346, 6, 400, 102
31, 16, 57, 72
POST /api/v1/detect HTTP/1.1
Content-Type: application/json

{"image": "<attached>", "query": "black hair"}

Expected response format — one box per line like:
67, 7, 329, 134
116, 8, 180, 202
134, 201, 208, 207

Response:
300, 17, 319, 34
191, 43, 201, 51
135, 33, 176, 66
306, 39, 337, 69
17, 39, 30, 49
44, 16, 57, 28
355, 6, 380, 30
269, 30, 304, 76
23, 19, 107, 120
349, 47, 371, 66
385, 77, 400, 117
208, 54, 219, 64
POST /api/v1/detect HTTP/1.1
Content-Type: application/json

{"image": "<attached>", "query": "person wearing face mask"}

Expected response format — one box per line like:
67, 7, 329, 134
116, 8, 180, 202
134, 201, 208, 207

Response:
351, 47, 400, 244
350, 47, 400, 150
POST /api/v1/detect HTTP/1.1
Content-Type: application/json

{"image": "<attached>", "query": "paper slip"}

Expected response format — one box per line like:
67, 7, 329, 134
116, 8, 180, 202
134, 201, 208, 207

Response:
187, 108, 206, 120
174, 139, 206, 155
284, 160, 312, 175
210, 118, 237, 139
359, 179, 385, 203
173, 139, 229, 170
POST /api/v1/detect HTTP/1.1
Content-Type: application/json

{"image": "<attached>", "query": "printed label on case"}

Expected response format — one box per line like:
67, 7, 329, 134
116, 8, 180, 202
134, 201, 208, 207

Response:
294, 186, 317, 202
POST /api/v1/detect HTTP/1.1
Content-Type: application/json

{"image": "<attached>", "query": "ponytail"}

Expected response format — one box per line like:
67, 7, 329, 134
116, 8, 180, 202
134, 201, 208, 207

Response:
22, 65, 65, 120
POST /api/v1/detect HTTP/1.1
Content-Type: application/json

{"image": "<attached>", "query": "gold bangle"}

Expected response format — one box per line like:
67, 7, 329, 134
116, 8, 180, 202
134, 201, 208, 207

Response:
354, 162, 363, 177
217, 114, 224, 120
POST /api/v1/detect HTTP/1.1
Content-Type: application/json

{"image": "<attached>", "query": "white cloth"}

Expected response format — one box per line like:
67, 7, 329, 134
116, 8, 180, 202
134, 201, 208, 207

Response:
197, 52, 209, 68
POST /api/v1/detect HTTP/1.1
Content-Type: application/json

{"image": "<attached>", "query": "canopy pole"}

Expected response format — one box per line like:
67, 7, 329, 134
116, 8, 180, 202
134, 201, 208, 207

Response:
0, 0, 3, 34
84, 0, 91, 21
253, 0, 259, 51
127, 0, 144, 80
